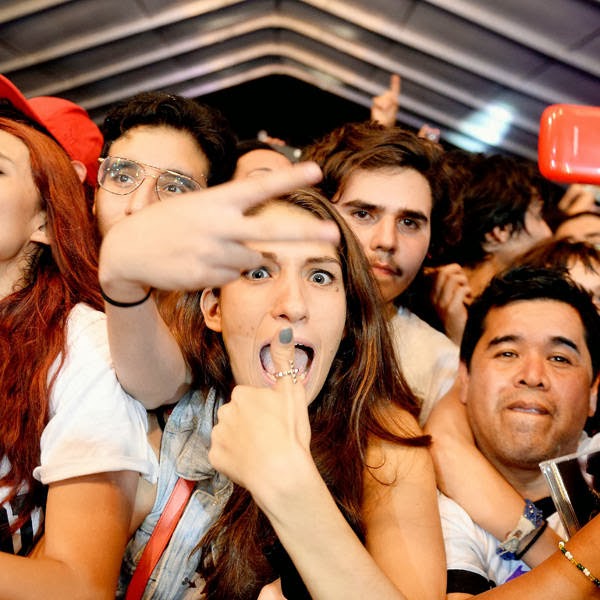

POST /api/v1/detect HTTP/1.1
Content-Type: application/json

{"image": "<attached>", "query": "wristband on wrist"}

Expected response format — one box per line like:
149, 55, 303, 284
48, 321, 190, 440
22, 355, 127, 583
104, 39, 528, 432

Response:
497, 499, 544, 560
514, 519, 548, 560
100, 285, 153, 308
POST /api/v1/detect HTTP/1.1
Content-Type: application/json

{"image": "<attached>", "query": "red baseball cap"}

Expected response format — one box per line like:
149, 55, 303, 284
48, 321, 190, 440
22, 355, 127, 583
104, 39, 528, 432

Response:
0, 74, 103, 186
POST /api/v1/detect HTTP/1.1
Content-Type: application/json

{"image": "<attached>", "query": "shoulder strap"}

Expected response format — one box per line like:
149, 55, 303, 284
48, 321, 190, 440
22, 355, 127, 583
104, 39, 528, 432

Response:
125, 477, 196, 600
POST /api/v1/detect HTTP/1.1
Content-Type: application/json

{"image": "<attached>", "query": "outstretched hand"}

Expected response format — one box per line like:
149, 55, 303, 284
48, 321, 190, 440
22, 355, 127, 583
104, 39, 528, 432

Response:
99, 162, 339, 299
208, 327, 312, 502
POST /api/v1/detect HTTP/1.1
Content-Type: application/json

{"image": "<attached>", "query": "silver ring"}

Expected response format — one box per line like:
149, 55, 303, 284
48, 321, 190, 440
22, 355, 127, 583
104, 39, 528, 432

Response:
274, 360, 299, 384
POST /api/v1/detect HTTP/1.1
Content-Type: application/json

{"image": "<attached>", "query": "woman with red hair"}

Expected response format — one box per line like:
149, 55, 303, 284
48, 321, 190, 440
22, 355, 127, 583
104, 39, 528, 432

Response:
0, 118, 156, 598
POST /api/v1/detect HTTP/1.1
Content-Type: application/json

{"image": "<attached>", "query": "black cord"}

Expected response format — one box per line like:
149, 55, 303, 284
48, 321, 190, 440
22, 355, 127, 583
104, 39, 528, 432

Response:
100, 286, 153, 308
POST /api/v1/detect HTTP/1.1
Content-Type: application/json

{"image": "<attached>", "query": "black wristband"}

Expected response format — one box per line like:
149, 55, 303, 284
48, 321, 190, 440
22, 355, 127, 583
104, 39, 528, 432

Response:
515, 519, 548, 560
100, 286, 153, 308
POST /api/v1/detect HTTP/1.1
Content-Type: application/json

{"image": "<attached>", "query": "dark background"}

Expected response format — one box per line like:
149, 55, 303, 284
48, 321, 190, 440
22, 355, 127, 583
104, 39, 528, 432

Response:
200, 74, 376, 149
198, 74, 469, 158
200, 74, 566, 205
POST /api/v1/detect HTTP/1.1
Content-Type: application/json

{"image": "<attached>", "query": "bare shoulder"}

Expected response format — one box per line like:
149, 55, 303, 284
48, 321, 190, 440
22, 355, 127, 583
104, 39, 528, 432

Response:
365, 404, 433, 486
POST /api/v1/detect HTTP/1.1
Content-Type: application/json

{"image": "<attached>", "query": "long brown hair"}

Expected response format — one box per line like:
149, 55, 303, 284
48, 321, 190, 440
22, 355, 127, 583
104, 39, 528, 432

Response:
168, 188, 429, 598
0, 118, 102, 531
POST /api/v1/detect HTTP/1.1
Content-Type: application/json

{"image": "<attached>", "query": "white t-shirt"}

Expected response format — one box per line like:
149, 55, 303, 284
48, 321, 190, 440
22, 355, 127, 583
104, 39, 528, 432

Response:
1, 303, 157, 555
439, 493, 564, 594
389, 306, 459, 425
440, 432, 600, 595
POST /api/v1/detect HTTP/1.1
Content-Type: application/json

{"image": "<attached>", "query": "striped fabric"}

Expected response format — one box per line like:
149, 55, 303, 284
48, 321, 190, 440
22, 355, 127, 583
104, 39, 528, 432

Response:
0, 492, 44, 556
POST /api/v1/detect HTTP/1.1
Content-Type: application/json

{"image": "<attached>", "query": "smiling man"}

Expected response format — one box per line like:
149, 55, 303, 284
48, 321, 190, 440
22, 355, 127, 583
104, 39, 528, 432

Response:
440, 265, 600, 598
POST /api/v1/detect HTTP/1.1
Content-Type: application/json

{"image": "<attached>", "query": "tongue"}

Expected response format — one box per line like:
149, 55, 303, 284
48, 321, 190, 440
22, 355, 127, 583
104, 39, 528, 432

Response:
260, 345, 310, 374
293, 346, 310, 372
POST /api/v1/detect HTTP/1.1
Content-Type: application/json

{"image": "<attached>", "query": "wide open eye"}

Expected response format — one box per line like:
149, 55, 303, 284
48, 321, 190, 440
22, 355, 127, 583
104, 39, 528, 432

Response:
243, 266, 271, 280
309, 270, 334, 285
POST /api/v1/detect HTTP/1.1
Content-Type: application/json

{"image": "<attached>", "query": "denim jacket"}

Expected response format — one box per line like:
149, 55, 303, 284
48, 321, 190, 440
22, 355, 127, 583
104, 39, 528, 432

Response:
118, 389, 233, 599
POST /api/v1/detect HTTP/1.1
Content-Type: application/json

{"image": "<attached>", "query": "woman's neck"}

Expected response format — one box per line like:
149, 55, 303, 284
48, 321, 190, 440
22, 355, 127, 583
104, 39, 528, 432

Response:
0, 257, 29, 300
383, 301, 397, 320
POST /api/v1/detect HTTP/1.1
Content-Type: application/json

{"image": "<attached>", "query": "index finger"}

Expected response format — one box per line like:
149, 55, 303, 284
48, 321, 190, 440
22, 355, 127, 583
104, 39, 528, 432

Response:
390, 73, 401, 96
205, 161, 339, 245
214, 161, 323, 214
271, 327, 299, 395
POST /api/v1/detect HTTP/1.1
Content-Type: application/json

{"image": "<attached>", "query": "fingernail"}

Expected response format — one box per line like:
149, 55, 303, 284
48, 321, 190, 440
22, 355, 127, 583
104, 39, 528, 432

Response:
323, 222, 341, 243
279, 327, 293, 344
300, 161, 321, 178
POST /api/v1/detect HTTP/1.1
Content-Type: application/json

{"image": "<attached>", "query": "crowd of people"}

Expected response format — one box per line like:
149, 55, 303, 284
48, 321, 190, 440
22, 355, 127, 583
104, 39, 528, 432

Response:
1, 71, 600, 600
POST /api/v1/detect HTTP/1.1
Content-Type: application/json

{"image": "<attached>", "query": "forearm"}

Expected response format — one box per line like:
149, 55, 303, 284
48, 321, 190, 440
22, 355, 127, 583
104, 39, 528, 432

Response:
105, 299, 190, 408
0, 471, 137, 600
0, 554, 113, 600
430, 424, 557, 565
99, 242, 189, 407
476, 515, 600, 598
432, 426, 523, 536
426, 390, 554, 566
256, 455, 407, 600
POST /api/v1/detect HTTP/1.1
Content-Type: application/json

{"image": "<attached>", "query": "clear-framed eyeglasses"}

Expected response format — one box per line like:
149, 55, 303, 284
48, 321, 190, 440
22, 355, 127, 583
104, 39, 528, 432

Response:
97, 156, 207, 201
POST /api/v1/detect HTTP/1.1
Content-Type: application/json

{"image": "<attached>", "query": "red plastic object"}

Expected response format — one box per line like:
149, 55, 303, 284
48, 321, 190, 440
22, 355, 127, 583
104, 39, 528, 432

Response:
538, 104, 600, 185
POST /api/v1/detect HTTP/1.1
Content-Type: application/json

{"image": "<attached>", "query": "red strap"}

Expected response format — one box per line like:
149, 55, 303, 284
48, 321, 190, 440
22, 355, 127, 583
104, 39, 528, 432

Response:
125, 477, 195, 600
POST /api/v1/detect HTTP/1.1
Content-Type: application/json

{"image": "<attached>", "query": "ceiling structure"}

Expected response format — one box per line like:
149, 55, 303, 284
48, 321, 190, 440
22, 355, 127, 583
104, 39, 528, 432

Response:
1, 0, 599, 161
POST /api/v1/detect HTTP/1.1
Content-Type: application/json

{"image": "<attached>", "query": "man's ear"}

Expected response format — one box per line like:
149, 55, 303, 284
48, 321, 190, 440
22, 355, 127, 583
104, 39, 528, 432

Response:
482, 225, 511, 253
457, 362, 470, 405
71, 160, 87, 184
200, 288, 222, 332
29, 210, 50, 245
588, 375, 599, 417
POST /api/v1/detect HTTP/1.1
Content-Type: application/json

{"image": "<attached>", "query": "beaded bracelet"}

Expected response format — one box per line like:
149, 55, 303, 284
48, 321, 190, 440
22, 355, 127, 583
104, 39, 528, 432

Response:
100, 286, 153, 308
497, 499, 544, 560
559, 540, 600, 588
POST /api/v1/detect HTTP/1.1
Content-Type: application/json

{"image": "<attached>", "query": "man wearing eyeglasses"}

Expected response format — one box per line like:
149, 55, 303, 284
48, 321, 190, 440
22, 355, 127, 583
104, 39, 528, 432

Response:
94, 92, 236, 236
94, 92, 238, 418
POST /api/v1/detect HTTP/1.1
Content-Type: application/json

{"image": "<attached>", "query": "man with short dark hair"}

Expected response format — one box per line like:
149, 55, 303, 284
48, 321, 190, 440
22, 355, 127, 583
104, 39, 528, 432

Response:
436, 266, 600, 597
428, 153, 553, 344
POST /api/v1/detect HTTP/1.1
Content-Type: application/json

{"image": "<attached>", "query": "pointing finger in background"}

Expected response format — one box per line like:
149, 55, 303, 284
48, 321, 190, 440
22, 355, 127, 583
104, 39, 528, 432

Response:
389, 73, 401, 97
